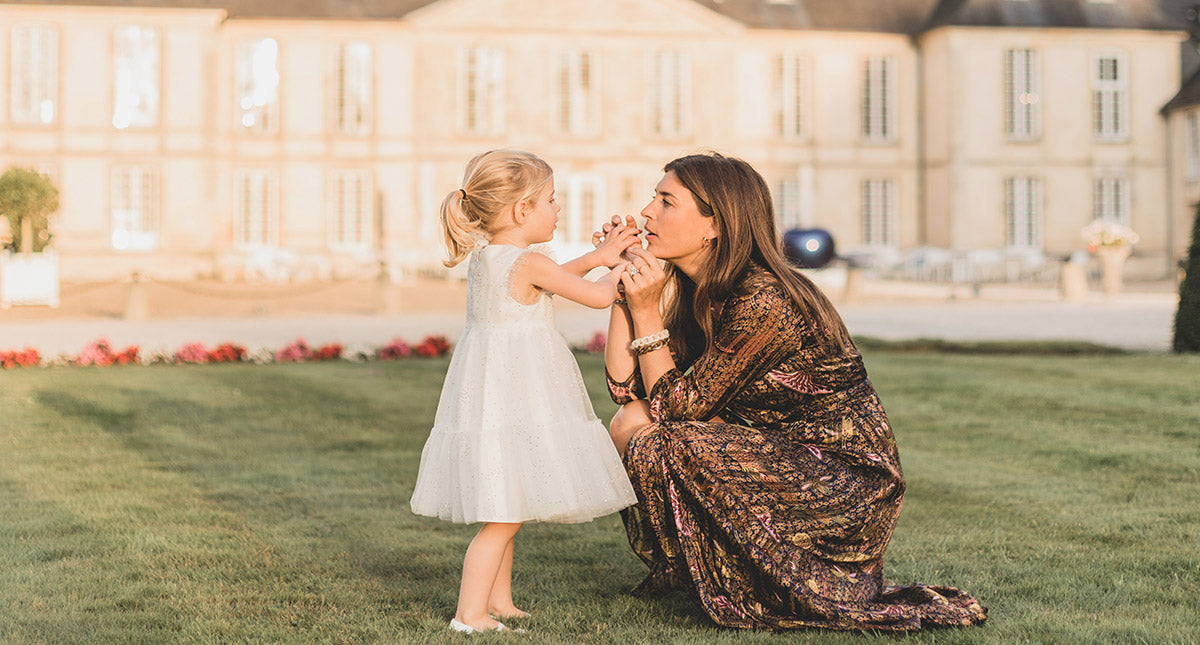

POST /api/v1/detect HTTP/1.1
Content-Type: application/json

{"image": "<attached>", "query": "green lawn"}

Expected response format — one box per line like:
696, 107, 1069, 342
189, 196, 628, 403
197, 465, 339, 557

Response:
1, 351, 1198, 644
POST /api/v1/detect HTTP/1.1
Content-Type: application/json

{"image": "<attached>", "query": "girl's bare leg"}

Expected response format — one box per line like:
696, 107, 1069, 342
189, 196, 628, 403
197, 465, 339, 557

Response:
487, 539, 529, 618
609, 400, 653, 458
454, 522, 522, 630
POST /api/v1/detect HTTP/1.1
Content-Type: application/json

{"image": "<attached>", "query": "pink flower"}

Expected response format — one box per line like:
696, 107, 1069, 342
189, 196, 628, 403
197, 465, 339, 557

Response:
376, 338, 412, 360
175, 342, 209, 364
275, 338, 312, 363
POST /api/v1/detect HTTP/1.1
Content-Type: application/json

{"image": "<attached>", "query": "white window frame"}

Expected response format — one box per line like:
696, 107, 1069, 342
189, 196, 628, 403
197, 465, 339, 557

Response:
333, 41, 372, 136
10, 22, 58, 125
459, 46, 506, 136
111, 165, 159, 251
553, 49, 599, 137
236, 38, 280, 135
113, 25, 160, 130
774, 52, 809, 140
233, 169, 279, 248
557, 172, 606, 249
1004, 48, 1040, 141
860, 178, 896, 247
1092, 49, 1129, 141
1004, 176, 1042, 250
328, 169, 374, 252
1187, 110, 1200, 181
647, 50, 692, 138
861, 56, 896, 143
1093, 174, 1131, 226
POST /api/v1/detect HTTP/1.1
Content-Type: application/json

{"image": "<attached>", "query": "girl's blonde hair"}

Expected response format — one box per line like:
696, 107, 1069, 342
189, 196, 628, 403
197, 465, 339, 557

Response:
440, 149, 553, 267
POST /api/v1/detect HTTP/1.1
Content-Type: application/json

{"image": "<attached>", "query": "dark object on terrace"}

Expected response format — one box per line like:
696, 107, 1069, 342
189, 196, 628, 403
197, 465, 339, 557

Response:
783, 228, 836, 269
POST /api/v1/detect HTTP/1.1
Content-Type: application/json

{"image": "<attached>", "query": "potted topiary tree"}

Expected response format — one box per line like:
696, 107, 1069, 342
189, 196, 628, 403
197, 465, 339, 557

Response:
0, 166, 61, 308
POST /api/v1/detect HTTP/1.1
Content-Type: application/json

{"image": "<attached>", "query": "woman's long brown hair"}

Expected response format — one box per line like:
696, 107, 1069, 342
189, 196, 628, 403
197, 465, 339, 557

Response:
660, 152, 854, 365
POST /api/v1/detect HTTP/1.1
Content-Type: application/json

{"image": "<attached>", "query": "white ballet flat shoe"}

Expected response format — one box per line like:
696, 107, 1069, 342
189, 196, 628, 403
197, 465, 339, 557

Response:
450, 618, 519, 634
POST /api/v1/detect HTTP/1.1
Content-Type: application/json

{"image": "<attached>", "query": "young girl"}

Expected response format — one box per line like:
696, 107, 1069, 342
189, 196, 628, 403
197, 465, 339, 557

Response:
409, 149, 639, 634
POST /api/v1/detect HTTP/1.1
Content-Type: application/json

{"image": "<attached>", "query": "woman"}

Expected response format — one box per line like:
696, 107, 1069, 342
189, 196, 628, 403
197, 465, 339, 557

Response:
600, 152, 986, 631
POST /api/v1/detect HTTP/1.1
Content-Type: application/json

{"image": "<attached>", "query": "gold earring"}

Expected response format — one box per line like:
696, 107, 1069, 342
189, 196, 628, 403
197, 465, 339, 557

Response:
702, 237, 715, 248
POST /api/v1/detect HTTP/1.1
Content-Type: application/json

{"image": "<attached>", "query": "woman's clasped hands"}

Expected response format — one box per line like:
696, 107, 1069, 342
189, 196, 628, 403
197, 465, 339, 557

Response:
593, 215, 663, 312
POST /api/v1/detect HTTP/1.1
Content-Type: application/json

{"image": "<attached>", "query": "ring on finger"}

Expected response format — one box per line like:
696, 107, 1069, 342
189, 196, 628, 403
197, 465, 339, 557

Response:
629, 266, 641, 276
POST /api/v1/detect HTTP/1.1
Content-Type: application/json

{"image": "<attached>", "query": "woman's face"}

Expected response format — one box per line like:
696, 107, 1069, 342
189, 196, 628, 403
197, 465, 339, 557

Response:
640, 171, 717, 270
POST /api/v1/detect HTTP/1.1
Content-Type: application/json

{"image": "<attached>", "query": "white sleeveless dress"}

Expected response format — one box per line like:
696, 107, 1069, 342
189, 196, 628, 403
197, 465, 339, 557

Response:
409, 244, 636, 524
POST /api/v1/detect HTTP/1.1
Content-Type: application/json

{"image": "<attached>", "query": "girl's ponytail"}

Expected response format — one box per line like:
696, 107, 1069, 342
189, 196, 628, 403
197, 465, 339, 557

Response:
440, 188, 480, 267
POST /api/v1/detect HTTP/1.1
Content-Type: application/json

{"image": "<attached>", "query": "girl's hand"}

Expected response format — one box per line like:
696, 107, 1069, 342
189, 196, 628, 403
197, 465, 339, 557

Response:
619, 246, 665, 316
592, 215, 642, 264
591, 220, 640, 268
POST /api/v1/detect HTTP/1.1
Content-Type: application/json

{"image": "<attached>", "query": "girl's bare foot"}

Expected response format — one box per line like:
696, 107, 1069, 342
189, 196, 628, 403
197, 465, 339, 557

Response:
451, 614, 503, 632
488, 605, 530, 619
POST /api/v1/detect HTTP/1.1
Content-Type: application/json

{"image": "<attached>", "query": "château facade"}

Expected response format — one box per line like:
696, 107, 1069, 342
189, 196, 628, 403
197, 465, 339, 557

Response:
0, 0, 1195, 283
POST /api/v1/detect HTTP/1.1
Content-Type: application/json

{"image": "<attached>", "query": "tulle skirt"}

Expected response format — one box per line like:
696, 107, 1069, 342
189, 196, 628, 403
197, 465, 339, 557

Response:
409, 324, 636, 524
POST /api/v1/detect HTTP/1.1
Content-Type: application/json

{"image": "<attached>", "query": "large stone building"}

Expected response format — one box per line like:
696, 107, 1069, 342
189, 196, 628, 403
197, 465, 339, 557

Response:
0, 0, 1196, 283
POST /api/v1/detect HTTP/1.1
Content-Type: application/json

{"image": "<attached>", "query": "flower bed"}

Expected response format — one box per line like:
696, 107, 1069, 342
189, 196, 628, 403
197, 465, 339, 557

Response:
0, 334, 453, 369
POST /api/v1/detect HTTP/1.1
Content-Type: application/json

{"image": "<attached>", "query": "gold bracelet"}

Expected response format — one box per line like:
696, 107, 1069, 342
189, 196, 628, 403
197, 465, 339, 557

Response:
629, 329, 669, 353
632, 336, 669, 356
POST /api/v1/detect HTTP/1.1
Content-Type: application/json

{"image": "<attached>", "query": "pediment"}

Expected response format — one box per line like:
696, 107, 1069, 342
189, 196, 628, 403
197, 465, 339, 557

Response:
407, 0, 743, 36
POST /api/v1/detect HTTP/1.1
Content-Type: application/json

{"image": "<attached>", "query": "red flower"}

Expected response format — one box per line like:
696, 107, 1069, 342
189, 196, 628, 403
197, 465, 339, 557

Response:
313, 343, 343, 361
414, 335, 451, 358
207, 342, 246, 363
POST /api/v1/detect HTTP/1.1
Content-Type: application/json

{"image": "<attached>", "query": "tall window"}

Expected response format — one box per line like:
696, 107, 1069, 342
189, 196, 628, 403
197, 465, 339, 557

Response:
113, 26, 160, 129
1093, 175, 1130, 226
1004, 176, 1042, 249
10, 22, 58, 125
648, 50, 691, 138
328, 169, 373, 250
234, 170, 279, 248
334, 42, 372, 135
111, 166, 158, 251
553, 49, 598, 136
558, 173, 605, 247
1092, 50, 1128, 141
774, 168, 814, 232
459, 46, 505, 135
861, 56, 895, 142
860, 178, 895, 247
774, 53, 808, 139
236, 38, 280, 134
1187, 111, 1200, 181
1004, 48, 1040, 141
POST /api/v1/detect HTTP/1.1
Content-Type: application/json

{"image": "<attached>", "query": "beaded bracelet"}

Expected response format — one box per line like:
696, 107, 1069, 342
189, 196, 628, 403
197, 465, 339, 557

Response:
630, 329, 669, 355
632, 336, 669, 356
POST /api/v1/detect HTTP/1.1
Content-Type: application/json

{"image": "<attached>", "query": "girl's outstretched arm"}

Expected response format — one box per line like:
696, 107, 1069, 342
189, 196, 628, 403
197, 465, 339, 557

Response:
513, 252, 629, 309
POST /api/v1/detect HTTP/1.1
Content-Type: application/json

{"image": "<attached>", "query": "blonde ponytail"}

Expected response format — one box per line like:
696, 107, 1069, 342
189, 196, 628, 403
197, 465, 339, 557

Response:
438, 149, 554, 268
440, 189, 481, 267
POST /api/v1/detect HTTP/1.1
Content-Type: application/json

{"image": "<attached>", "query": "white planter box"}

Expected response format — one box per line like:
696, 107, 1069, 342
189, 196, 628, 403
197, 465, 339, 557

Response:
1, 250, 60, 308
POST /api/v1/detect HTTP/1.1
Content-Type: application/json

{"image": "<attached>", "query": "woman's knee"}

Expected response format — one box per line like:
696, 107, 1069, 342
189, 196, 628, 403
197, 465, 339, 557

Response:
609, 401, 652, 454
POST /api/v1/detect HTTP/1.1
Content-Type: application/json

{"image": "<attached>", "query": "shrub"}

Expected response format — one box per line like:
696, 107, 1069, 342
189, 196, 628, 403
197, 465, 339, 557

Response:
0, 166, 59, 253
1173, 201, 1200, 352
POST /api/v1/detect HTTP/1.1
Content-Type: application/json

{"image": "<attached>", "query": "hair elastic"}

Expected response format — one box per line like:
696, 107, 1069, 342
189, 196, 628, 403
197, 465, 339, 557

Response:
459, 188, 468, 201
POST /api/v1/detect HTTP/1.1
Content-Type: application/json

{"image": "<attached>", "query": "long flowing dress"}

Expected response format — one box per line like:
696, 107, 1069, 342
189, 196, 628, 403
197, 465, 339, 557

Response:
607, 265, 987, 630
411, 244, 636, 524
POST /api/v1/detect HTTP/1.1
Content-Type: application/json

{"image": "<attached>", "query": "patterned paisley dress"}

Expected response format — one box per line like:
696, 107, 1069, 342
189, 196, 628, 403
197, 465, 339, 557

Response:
607, 265, 987, 631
